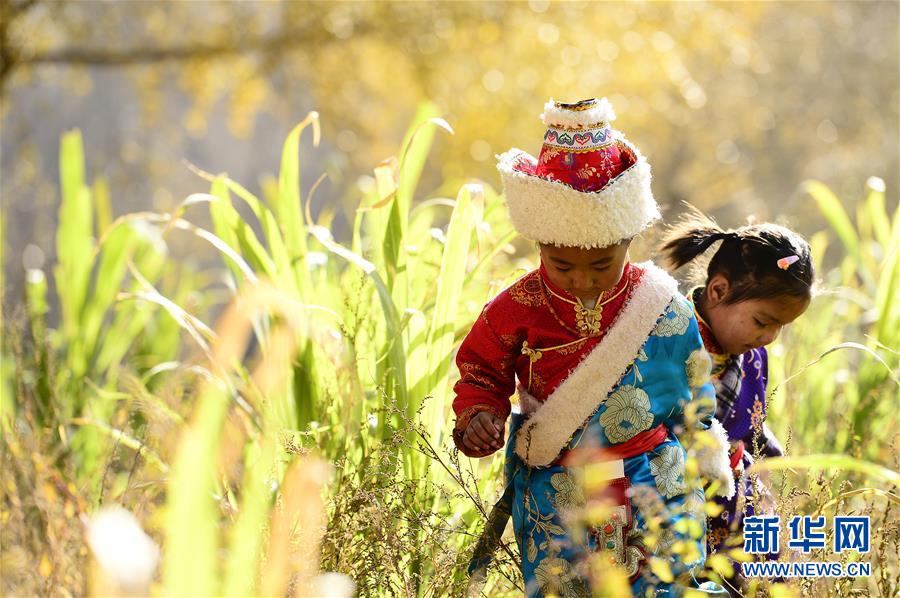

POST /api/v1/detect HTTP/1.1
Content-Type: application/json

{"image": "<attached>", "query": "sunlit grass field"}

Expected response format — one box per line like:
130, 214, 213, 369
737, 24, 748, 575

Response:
1, 111, 897, 597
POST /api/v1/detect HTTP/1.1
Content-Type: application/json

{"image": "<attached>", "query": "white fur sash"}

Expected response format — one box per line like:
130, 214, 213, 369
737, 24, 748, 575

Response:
514, 262, 679, 467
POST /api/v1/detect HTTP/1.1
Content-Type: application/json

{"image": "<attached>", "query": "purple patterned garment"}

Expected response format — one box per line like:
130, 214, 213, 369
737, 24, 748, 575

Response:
707, 346, 784, 553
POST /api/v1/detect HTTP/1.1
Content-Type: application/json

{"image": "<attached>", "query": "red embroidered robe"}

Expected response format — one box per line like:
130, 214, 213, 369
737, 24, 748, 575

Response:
452, 262, 643, 455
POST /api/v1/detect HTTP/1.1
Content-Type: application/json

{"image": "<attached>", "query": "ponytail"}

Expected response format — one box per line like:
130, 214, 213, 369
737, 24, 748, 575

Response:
659, 205, 814, 304
659, 208, 738, 270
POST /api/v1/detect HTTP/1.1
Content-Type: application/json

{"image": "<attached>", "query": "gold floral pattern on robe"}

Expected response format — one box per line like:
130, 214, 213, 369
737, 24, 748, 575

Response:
458, 361, 498, 391
599, 385, 654, 443
652, 297, 691, 337
650, 445, 687, 498
533, 557, 591, 598
550, 472, 585, 509
509, 273, 546, 307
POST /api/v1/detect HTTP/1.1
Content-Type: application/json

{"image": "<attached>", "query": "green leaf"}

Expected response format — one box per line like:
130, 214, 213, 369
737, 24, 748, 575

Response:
209, 178, 275, 280
770, 341, 899, 394
222, 438, 278, 597
404, 308, 429, 396
93, 176, 112, 235
865, 177, 890, 249
308, 225, 406, 409
276, 113, 318, 299
162, 386, 228, 596
397, 105, 451, 220
365, 157, 400, 282
81, 222, 138, 366
71, 418, 168, 473
221, 177, 296, 292
803, 179, 874, 290
874, 199, 899, 344
749, 454, 900, 486
804, 180, 859, 258
55, 130, 94, 378
418, 184, 481, 434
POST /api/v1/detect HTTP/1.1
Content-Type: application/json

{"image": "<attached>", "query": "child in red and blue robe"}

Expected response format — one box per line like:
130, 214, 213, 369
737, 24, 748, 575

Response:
454, 98, 733, 597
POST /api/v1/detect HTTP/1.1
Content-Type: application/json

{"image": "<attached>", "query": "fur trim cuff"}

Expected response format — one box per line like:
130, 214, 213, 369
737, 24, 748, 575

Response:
541, 98, 616, 128
696, 418, 736, 499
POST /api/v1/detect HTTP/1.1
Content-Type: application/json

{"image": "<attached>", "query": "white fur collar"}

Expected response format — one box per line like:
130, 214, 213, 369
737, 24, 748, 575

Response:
514, 262, 679, 467
697, 418, 736, 499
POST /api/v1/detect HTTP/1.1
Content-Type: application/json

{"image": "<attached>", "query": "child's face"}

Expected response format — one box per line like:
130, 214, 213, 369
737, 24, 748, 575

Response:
702, 274, 810, 354
539, 240, 631, 301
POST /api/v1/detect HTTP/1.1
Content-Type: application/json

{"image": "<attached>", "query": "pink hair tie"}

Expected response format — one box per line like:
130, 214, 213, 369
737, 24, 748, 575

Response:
777, 255, 800, 270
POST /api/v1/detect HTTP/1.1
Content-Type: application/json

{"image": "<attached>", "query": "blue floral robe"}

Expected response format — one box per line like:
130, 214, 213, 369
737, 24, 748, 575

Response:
495, 295, 719, 597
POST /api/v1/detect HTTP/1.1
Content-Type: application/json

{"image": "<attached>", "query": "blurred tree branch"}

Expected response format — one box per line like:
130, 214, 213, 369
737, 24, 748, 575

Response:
0, 0, 356, 93
24, 29, 316, 67
0, 0, 37, 88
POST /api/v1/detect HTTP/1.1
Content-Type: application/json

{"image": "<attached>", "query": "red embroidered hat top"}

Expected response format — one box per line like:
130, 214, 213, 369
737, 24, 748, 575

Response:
497, 97, 659, 249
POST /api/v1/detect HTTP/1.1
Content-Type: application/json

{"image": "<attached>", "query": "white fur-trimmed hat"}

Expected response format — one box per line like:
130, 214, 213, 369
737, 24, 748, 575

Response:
497, 98, 659, 249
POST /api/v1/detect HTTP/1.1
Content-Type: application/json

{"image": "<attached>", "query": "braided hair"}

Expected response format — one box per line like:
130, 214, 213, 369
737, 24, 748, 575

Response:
659, 208, 814, 304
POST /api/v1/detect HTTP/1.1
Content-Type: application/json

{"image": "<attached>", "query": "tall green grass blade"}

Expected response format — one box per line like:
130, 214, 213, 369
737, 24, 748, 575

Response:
308, 225, 406, 409
119, 288, 214, 353
93, 176, 112, 235
171, 219, 259, 284
221, 177, 296, 293
94, 245, 167, 374
98, 212, 259, 287
404, 308, 429, 400
351, 199, 364, 255
803, 180, 859, 258
277, 113, 318, 298
71, 418, 169, 473
24, 268, 52, 425
222, 417, 280, 595
119, 262, 216, 355
865, 177, 891, 250
397, 104, 447, 220
874, 245, 898, 344
81, 223, 139, 366
803, 179, 874, 290
386, 187, 408, 308
293, 341, 317, 429
770, 341, 899, 395
420, 184, 481, 436
874, 199, 899, 345
209, 178, 276, 280
749, 454, 900, 486
366, 158, 400, 283
55, 130, 94, 381
162, 386, 228, 596
389, 104, 451, 309
25, 269, 49, 336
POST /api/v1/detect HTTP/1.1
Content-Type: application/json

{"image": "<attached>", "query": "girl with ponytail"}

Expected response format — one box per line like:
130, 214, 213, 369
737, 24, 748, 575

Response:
660, 208, 814, 583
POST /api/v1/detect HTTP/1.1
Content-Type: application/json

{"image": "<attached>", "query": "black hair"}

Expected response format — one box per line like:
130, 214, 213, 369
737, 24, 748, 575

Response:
659, 207, 814, 304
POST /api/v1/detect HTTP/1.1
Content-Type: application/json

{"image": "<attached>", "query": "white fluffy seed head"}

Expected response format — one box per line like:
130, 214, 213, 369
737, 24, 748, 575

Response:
86, 506, 159, 593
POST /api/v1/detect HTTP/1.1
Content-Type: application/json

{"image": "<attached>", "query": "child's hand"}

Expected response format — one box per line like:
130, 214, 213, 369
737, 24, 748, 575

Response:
462, 411, 505, 457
